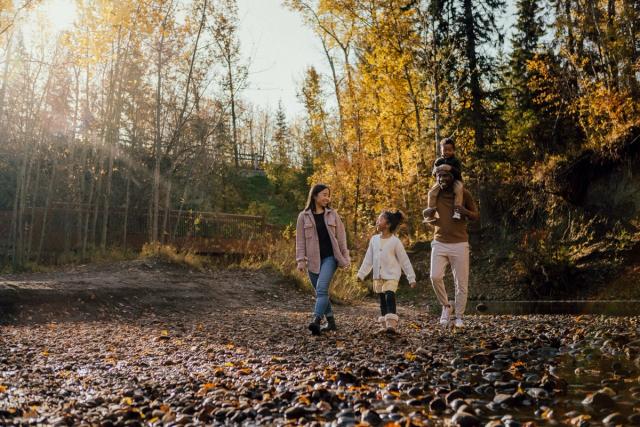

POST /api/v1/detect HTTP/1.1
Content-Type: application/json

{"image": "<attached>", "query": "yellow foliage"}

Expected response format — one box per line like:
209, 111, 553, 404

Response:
140, 243, 205, 271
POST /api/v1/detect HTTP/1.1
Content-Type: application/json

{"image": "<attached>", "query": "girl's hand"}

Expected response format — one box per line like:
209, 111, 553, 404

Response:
296, 262, 306, 273
410, 282, 417, 289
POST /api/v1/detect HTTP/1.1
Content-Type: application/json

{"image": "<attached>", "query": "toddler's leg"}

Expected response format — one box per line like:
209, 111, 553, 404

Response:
384, 291, 397, 314
379, 293, 388, 316
423, 183, 441, 221
452, 180, 464, 219
383, 291, 398, 333
453, 180, 464, 207
377, 293, 387, 329
427, 183, 440, 209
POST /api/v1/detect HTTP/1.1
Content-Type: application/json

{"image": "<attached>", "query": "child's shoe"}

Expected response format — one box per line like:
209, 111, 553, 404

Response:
385, 313, 399, 333
452, 206, 461, 220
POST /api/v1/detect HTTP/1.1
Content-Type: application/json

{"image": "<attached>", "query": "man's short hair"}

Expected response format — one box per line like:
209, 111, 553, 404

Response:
435, 165, 453, 176
439, 137, 455, 149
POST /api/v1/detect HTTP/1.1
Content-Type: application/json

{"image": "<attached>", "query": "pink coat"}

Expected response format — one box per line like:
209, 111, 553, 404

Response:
295, 208, 350, 274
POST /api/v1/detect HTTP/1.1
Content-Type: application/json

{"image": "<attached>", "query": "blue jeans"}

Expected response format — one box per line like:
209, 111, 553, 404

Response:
308, 256, 337, 318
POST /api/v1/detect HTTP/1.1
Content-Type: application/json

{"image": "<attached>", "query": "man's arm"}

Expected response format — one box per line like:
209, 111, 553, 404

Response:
459, 192, 479, 221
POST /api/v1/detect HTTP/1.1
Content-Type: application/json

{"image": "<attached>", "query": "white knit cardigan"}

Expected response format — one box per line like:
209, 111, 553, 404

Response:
357, 234, 416, 283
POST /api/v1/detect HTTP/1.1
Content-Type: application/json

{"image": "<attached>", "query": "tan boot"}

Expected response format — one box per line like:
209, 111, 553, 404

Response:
376, 316, 386, 333
385, 313, 399, 333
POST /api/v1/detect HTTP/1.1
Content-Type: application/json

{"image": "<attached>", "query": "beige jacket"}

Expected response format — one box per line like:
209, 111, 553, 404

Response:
357, 234, 416, 283
295, 208, 350, 274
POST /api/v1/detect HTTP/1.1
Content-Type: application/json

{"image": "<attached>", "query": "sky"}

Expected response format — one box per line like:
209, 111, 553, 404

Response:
236, 0, 327, 118
30, 0, 517, 119
236, 0, 517, 119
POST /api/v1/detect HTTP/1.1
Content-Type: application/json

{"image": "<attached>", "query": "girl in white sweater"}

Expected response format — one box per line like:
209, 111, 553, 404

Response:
357, 210, 416, 333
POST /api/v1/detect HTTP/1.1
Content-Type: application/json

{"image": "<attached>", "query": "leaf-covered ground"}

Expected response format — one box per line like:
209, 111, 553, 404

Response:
2, 261, 640, 426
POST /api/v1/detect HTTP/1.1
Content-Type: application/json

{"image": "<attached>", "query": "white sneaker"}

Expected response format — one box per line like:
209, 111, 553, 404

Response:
454, 318, 464, 328
439, 305, 451, 326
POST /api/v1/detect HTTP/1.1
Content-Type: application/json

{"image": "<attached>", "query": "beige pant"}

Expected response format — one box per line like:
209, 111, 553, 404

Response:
427, 180, 464, 209
430, 240, 469, 318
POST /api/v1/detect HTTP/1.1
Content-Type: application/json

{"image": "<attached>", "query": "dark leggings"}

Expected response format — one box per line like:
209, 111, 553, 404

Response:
378, 291, 397, 316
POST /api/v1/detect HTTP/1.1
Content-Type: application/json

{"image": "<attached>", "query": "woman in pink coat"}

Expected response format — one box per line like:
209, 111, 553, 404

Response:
295, 184, 350, 335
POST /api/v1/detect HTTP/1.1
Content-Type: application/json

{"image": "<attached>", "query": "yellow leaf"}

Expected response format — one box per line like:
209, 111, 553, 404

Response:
121, 397, 134, 405
224, 362, 234, 367
41, 350, 49, 357
197, 382, 217, 396
404, 352, 417, 362
0, 385, 6, 392
298, 395, 311, 405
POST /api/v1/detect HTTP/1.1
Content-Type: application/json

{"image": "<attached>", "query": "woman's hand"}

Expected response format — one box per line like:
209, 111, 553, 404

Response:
410, 282, 417, 289
296, 261, 306, 273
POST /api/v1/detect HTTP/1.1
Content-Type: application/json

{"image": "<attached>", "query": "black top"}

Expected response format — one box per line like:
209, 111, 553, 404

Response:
434, 156, 463, 181
313, 212, 334, 259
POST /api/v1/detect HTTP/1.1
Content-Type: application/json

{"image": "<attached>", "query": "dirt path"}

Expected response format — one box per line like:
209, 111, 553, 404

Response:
2, 261, 640, 426
0, 260, 314, 323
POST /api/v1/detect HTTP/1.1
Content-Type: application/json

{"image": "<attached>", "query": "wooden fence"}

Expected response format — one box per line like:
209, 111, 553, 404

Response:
0, 206, 278, 263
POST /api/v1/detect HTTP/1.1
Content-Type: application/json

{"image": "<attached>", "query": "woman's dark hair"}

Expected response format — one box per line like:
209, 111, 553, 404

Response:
305, 184, 330, 211
382, 210, 406, 232
440, 137, 455, 149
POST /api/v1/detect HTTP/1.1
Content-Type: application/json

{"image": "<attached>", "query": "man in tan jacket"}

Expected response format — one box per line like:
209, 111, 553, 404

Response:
423, 165, 479, 328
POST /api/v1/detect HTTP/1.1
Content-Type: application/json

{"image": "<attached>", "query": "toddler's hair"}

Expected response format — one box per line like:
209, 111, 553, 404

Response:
382, 210, 406, 232
439, 137, 455, 149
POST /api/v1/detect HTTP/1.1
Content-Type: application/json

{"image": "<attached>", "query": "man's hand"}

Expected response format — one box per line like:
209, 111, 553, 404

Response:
410, 282, 417, 289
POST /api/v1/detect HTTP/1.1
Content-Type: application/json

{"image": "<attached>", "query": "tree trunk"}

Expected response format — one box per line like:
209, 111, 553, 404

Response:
463, 0, 491, 228
172, 185, 188, 241
90, 156, 104, 249
152, 23, 166, 243
122, 167, 131, 251
162, 179, 172, 243
26, 155, 41, 260
10, 145, 29, 269
0, 34, 12, 127
36, 158, 57, 264
228, 59, 239, 168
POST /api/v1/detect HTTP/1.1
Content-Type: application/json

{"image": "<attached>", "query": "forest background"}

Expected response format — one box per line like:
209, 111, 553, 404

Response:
1, 0, 638, 300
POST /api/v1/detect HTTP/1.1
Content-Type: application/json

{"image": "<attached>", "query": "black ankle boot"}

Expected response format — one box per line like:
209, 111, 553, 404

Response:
308, 316, 322, 335
321, 316, 337, 332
